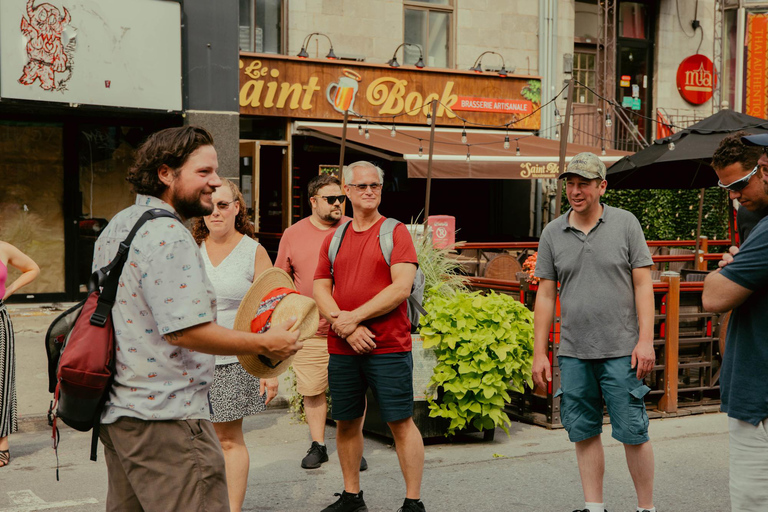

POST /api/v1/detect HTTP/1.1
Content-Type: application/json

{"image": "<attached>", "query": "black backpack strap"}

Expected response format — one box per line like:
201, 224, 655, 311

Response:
90, 209, 178, 327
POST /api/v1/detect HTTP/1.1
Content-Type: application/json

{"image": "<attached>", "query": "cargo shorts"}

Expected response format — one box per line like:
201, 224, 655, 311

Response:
556, 355, 651, 445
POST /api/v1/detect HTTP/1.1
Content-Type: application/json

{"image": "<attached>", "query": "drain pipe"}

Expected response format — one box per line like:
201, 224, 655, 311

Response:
537, 0, 558, 232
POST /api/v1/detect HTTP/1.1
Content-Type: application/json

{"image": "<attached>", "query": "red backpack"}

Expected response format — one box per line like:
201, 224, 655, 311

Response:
45, 209, 177, 473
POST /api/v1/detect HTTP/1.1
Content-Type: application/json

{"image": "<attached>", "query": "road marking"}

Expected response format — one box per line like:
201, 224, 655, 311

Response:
1, 490, 98, 512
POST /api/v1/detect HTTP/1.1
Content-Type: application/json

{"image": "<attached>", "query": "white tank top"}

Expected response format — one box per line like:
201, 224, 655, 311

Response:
201, 235, 259, 365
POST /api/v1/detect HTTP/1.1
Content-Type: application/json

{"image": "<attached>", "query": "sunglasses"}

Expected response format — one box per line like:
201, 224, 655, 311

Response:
347, 182, 383, 192
316, 195, 346, 205
718, 164, 759, 192
214, 200, 236, 211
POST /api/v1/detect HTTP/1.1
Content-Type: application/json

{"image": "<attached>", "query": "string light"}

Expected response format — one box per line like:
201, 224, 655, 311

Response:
391, 119, 396, 137
504, 135, 510, 150
605, 113, 612, 128
555, 107, 561, 125
668, 141, 676, 151
418, 139, 423, 157
515, 140, 521, 156
601, 145, 606, 156
555, 128, 560, 139
358, 124, 363, 136
364, 127, 370, 139
466, 145, 471, 162
461, 123, 467, 144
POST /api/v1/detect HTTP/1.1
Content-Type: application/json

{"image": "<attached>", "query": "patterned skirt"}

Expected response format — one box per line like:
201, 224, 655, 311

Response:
0, 301, 17, 437
209, 362, 266, 423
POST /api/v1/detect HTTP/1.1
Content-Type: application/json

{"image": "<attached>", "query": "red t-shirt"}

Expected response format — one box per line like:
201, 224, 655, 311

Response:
275, 216, 351, 336
314, 217, 418, 355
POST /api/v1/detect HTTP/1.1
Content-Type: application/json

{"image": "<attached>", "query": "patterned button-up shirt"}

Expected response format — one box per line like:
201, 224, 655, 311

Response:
92, 194, 217, 423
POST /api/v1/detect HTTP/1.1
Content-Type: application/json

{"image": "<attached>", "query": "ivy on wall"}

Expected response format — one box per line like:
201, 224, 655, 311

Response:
561, 188, 730, 241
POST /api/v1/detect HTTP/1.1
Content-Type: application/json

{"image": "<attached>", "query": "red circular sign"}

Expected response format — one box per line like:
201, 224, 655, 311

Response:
676, 54, 717, 105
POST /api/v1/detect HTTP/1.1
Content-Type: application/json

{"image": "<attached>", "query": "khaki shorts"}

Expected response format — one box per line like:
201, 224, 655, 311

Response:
293, 336, 330, 396
100, 417, 229, 512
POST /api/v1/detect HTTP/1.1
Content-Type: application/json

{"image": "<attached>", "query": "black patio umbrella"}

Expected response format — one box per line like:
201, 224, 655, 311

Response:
607, 109, 768, 190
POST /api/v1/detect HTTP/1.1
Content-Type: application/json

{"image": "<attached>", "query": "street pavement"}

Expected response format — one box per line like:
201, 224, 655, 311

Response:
2, 305, 732, 512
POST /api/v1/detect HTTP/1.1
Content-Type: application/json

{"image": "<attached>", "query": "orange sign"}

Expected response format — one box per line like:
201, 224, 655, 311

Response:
238, 54, 542, 129
746, 13, 768, 118
452, 96, 533, 114
676, 54, 717, 105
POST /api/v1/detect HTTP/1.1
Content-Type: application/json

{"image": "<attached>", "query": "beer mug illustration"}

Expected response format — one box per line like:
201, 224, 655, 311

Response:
326, 69, 362, 113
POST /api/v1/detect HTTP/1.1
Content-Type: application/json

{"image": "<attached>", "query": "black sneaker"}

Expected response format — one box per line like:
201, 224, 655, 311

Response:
398, 499, 426, 511
302, 441, 329, 469
321, 491, 368, 512
571, 509, 608, 512
359, 456, 368, 471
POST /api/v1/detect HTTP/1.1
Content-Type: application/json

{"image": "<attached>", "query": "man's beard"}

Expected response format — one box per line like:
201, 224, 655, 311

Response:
174, 192, 213, 219
320, 210, 342, 223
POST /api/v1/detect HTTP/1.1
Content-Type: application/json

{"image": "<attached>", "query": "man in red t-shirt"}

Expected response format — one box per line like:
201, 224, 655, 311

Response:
314, 161, 425, 512
275, 174, 367, 472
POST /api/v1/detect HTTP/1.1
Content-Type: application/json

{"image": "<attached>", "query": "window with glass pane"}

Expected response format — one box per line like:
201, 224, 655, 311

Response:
619, 2, 646, 39
239, 0, 281, 53
0, 122, 65, 294
573, 52, 597, 104
404, 3, 452, 68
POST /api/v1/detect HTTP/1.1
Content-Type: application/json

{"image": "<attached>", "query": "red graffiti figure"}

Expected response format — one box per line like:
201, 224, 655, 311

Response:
19, 0, 72, 91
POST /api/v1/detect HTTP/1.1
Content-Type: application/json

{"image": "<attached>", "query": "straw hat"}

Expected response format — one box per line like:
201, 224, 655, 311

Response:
234, 268, 318, 378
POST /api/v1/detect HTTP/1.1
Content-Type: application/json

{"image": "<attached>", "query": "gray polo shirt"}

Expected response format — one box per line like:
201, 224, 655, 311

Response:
534, 204, 653, 359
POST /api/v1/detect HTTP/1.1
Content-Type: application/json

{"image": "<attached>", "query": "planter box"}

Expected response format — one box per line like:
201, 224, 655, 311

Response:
362, 335, 495, 441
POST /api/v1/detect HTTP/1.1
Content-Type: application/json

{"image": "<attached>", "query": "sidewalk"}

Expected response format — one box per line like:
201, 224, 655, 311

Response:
7, 303, 291, 433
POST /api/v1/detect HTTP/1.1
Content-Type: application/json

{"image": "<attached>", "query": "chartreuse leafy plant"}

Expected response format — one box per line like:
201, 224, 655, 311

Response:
420, 290, 534, 436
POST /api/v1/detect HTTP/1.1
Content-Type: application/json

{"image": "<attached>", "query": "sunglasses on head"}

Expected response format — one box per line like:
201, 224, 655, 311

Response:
316, 195, 346, 205
214, 200, 236, 211
718, 164, 759, 192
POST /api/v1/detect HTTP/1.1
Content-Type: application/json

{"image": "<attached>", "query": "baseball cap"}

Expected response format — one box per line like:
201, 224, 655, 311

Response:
558, 152, 607, 180
741, 133, 768, 147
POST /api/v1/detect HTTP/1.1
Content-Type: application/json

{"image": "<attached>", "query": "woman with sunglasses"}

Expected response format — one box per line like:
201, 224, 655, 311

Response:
0, 241, 40, 469
192, 179, 276, 512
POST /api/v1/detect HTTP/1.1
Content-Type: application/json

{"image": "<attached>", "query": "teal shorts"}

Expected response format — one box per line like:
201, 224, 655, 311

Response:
556, 355, 651, 445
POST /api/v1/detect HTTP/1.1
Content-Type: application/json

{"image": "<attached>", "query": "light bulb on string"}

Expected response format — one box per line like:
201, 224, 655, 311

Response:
555, 128, 560, 139
391, 119, 396, 137
358, 124, 363, 136
504, 135, 510, 150
605, 113, 612, 128
466, 145, 471, 162
515, 141, 521, 157
418, 139, 423, 157
364, 127, 370, 139
461, 123, 467, 144
555, 107, 561, 125
601, 146, 606, 156
668, 141, 676, 151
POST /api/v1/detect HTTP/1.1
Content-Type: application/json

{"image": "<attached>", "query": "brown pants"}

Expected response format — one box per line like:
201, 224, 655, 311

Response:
100, 417, 230, 512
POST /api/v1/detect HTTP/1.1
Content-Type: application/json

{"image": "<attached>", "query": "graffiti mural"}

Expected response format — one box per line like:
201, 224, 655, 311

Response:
18, 0, 76, 91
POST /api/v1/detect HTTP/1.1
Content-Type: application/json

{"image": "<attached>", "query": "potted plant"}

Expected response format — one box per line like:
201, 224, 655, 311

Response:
420, 290, 534, 436
363, 228, 535, 440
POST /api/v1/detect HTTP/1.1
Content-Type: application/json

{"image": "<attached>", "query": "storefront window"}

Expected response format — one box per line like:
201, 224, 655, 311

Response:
0, 122, 65, 295
619, 2, 647, 39
77, 125, 143, 291
239, 0, 282, 53
404, 1, 453, 68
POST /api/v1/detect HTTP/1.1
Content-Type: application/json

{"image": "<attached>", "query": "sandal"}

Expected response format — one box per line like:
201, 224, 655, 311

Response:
0, 449, 9, 468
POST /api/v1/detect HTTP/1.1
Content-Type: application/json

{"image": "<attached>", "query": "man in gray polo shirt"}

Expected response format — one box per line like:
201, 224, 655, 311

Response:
532, 152, 656, 512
